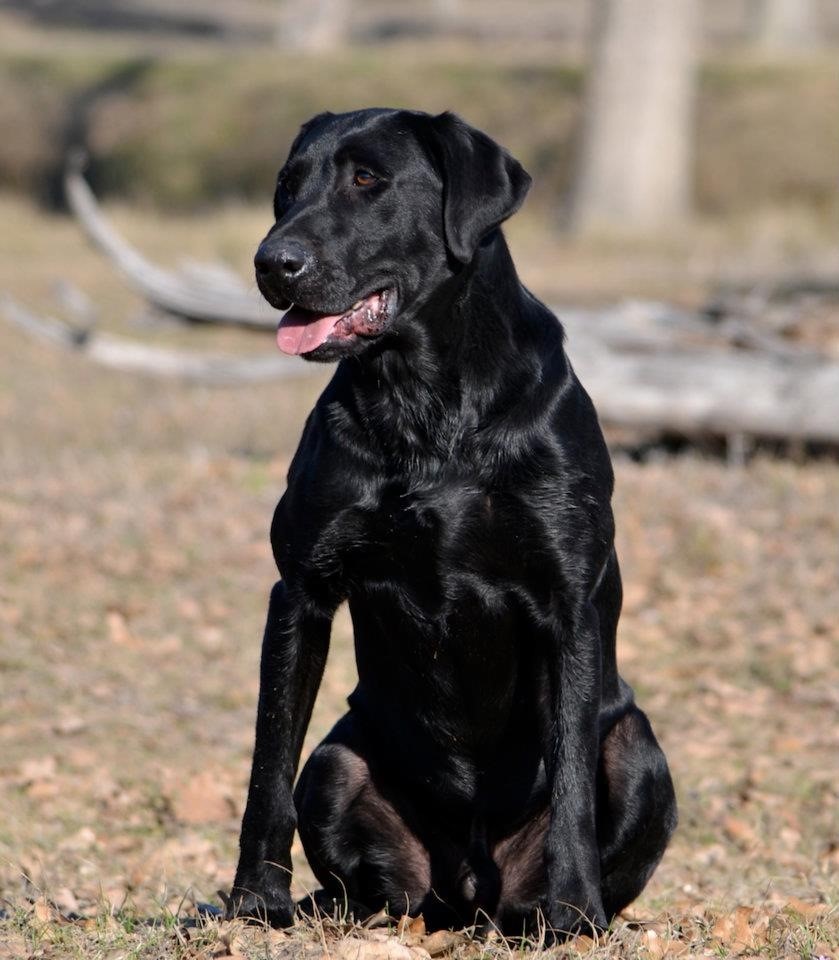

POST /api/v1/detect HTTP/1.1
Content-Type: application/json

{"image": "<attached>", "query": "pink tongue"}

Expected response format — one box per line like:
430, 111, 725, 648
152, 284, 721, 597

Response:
276, 306, 342, 355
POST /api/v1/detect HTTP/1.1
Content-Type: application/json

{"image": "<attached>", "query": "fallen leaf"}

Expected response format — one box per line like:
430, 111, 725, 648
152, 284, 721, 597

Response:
419, 930, 464, 956
568, 933, 598, 953
779, 827, 802, 849
31, 897, 58, 923
641, 929, 688, 958
722, 816, 758, 848
267, 926, 291, 947
59, 826, 97, 851
18, 756, 56, 785
66, 747, 98, 768
710, 906, 769, 952
212, 922, 249, 959
784, 897, 828, 917
395, 914, 427, 945
169, 770, 235, 824
52, 715, 87, 736
52, 887, 80, 914
620, 904, 654, 922
329, 937, 431, 960
106, 609, 137, 647
213, 937, 247, 959
26, 778, 61, 800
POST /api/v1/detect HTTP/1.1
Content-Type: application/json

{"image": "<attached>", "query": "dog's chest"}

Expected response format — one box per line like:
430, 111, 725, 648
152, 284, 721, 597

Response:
339, 479, 531, 595
339, 478, 549, 756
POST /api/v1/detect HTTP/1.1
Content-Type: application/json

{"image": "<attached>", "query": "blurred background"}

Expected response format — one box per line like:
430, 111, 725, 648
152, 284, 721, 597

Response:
0, 2, 837, 957
3, 1, 839, 284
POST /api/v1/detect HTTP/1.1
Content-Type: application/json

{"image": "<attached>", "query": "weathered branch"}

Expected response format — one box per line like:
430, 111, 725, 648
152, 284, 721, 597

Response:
560, 299, 819, 360
707, 270, 839, 329
1, 295, 308, 385
64, 157, 277, 329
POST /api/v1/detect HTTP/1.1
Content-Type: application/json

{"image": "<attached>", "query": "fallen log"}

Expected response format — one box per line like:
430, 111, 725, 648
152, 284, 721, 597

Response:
562, 305, 839, 444
557, 299, 820, 361
713, 270, 839, 308
4, 292, 839, 445
64, 156, 277, 329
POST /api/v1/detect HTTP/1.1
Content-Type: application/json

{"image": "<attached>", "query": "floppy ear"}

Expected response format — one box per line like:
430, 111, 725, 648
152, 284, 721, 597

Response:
422, 112, 532, 264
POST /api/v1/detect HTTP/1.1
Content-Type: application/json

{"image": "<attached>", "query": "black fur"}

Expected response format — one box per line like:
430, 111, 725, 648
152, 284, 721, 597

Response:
227, 108, 677, 939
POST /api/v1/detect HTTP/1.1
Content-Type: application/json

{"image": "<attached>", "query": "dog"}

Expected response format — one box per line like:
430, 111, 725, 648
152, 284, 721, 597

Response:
227, 108, 677, 939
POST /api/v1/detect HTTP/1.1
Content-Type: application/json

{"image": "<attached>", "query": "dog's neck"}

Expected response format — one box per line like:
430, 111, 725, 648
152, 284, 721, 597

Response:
333, 231, 567, 469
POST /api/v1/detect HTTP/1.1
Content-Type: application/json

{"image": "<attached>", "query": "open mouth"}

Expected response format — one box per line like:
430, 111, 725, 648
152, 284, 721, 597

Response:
276, 289, 394, 356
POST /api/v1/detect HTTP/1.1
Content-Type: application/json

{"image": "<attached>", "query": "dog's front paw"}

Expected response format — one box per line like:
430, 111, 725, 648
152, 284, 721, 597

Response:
542, 896, 607, 943
222, 881, 295, 928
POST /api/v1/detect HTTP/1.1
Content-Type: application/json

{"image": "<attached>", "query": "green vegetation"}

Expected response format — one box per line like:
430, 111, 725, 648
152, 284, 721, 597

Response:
1, 47, 837, 221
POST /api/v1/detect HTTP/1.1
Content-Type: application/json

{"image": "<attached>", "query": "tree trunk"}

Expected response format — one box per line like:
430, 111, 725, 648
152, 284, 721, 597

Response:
757, 0, 821, 54
433, 0, 462, 24
570, 0, 699, 234
277, 0, 351, 52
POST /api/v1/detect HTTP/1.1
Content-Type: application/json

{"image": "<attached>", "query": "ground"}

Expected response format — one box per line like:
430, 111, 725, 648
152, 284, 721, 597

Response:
0, 197, 837, 958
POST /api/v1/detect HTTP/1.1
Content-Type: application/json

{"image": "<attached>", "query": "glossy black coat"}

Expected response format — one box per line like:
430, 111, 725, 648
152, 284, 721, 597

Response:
228, 109, 676, 938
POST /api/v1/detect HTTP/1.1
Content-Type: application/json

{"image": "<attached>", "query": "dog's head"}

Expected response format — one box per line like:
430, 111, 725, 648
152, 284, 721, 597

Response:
255, 109, 531, 361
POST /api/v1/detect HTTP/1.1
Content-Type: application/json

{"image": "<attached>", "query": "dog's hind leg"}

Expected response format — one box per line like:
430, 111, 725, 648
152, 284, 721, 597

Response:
294, 713, 434, 922
491, 807, 549, 938
596, 704, 677, 919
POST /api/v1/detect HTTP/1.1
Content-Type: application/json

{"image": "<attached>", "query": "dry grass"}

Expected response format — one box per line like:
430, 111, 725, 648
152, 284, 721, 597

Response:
1, 198, 838, 957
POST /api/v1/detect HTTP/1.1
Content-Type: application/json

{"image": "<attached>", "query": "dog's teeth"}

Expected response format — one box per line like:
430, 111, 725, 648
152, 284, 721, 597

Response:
352, 300, 363, 310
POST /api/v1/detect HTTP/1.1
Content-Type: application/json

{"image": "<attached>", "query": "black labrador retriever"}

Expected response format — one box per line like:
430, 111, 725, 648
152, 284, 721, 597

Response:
227, 108, 676, 939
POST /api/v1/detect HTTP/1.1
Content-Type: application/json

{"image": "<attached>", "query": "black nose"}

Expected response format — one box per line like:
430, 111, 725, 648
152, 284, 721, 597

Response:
254, 240, 312, 280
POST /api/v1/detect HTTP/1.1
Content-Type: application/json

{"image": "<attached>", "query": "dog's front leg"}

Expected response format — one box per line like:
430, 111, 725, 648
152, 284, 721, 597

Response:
544, 599, 607, 939
227, 579, 331, 926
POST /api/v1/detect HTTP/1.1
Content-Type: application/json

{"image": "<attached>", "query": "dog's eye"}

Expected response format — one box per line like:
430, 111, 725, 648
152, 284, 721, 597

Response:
352, 169, 378, 188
